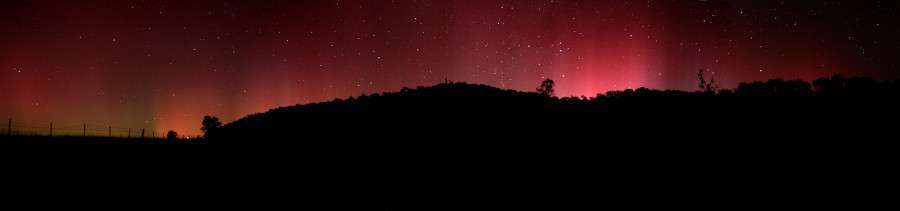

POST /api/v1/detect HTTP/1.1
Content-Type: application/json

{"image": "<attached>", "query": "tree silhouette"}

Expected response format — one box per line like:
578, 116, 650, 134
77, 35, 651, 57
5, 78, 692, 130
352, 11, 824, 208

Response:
166, 130, 178, 140
697, 69, 718, 93
537, 79, 556, 97
201, 116, 222, 138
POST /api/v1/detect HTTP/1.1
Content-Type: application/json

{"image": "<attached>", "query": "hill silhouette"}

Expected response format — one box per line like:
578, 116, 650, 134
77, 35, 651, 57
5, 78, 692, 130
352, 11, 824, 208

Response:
200, 75, 896, 208
209, 75, 899, 147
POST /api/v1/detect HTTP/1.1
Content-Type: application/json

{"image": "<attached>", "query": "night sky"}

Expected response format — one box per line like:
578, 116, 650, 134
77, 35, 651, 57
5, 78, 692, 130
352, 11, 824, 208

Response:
2, 0, 899, 135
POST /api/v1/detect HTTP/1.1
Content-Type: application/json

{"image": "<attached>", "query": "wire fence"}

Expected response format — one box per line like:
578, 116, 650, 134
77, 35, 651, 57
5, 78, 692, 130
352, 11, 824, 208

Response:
2, 118, 166, 139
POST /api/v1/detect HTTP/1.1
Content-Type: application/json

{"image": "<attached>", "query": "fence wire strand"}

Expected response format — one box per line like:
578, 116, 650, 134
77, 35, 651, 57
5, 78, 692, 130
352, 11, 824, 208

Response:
3, 118, 167, 138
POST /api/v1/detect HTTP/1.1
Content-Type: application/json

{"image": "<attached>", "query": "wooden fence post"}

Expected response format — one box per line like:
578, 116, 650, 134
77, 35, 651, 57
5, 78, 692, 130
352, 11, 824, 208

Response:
141, 129, 145, 139
6, 119, 10, 136
49, 122, 53, 137
83, 123, 87, 137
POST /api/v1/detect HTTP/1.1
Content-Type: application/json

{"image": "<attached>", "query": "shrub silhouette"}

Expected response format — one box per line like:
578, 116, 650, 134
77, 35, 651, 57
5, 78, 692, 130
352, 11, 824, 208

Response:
737, 79, 811, 96
813, 74, 847, 96
166, 130, 178, 141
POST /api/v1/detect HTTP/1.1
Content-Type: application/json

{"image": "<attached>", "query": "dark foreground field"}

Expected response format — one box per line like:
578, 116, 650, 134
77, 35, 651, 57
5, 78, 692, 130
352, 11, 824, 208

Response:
0, 135, 205, 144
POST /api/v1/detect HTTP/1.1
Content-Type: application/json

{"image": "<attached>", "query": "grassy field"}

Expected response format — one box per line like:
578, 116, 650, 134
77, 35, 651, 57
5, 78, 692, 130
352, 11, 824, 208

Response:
1, 135, 207, 144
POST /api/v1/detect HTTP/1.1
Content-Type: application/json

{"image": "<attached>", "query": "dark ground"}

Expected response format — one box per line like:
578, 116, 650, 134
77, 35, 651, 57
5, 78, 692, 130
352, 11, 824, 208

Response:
3, 76, 897, 210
